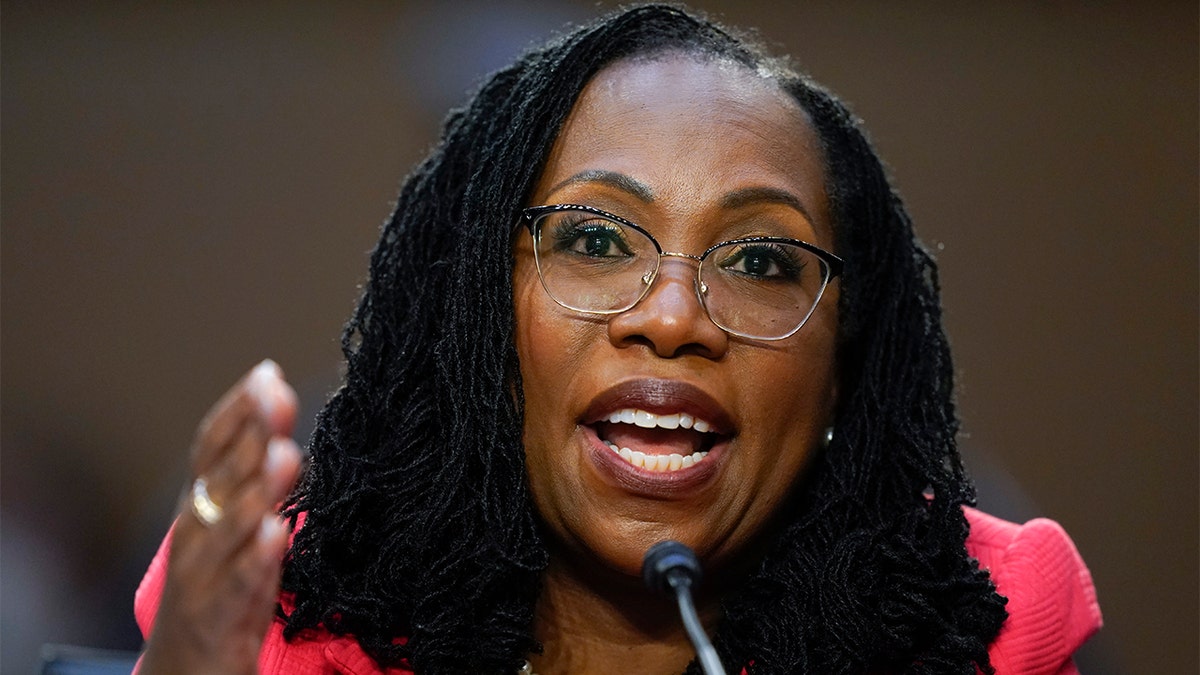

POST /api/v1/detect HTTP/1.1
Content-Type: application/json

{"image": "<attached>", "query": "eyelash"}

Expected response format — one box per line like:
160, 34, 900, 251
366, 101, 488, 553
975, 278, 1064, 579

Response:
719, 242, 806, 280
550, 218, 633, 256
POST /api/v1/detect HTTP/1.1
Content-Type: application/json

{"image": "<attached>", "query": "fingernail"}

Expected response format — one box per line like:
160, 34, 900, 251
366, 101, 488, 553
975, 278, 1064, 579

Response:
258, 514, 286, 545
265, 437, 296, 477
247, 359, 280, 419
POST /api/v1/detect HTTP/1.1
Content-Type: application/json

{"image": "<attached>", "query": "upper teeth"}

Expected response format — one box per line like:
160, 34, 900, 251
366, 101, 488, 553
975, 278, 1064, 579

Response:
604, 408, 714, 433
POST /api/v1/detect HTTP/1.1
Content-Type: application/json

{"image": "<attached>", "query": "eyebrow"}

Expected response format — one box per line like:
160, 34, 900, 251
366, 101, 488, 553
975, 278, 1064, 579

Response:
547, 170, 656, 203
720, 186, 815, 224
547, 170, 815, 225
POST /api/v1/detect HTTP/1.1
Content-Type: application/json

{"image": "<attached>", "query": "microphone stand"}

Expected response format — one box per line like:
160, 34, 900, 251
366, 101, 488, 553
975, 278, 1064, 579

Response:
642, 541, 727, 675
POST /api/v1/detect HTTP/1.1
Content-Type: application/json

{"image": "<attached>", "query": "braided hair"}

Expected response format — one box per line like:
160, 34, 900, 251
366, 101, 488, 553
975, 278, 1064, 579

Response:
280, 5, 1008, 674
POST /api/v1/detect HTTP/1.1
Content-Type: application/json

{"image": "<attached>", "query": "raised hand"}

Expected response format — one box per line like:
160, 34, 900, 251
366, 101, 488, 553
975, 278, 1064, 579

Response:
139, 360, 304, 674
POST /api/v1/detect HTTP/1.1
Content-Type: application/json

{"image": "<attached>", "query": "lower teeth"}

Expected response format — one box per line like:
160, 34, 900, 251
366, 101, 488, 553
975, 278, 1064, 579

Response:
605, 441, 708, 471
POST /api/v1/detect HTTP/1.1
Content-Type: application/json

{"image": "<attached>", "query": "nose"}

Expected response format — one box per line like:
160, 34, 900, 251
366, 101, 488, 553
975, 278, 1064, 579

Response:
607, 258, 729, 359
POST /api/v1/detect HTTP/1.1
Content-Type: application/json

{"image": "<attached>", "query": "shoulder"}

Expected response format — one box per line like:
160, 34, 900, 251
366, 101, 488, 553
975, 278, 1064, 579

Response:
963, 507, 1103, 675
254, 619, 414, 675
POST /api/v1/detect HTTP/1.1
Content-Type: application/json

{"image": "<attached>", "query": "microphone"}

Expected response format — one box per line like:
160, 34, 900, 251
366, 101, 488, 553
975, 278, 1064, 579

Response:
642, 541, 727, 675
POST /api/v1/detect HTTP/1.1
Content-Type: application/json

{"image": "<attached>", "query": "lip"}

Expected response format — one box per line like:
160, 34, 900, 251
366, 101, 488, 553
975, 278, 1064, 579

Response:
581, 378, 736, 433
579, 378, 735, 498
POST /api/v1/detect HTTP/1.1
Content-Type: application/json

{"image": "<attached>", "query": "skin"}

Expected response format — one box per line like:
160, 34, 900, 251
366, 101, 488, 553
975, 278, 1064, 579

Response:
139, 361, 303, 674
140, 53, 840, 675
513, 54, 840, 673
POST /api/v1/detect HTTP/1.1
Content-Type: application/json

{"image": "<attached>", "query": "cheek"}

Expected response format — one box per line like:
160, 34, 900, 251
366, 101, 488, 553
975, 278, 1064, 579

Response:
512, 256, 580, 457
512, 254, 540, 370
513, 262, 555, 499
512, 248, 604, 409
512, 257, 593, 533
513, 257, 551, 422
742, 325, 840, 493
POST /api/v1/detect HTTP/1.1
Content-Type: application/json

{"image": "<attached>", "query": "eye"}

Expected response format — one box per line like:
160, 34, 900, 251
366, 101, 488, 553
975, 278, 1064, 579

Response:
716, 242, 805, 280
551, 218, 634, 258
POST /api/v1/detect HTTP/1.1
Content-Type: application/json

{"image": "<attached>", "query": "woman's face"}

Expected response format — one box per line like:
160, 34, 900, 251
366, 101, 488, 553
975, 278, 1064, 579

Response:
513, 54, 839, 578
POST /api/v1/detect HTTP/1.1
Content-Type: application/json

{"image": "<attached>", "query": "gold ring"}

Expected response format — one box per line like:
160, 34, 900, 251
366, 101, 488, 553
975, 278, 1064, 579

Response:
190, 477, 224, 526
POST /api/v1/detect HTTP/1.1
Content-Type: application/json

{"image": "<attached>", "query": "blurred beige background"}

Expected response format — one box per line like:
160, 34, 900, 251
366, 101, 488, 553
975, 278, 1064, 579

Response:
2, 2, 1195, 673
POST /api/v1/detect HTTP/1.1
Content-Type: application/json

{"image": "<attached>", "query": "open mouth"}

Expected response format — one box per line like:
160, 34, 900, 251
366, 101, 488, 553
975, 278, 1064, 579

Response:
590, 407, 722, 472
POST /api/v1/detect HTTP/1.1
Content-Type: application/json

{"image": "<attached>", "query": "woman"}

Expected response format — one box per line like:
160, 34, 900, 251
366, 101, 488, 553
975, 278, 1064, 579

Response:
135, 5, 1100, 674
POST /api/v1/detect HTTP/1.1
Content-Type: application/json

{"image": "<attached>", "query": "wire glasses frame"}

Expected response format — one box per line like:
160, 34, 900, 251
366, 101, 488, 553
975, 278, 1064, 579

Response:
521, 204, 844, 340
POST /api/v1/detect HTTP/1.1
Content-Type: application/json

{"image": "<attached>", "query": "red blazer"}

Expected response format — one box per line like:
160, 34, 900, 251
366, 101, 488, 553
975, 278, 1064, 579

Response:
134, 507, 1101, 674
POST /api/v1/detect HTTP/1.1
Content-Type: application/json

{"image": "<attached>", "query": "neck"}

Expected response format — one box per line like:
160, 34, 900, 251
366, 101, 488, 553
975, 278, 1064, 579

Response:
531, 547, 722, 675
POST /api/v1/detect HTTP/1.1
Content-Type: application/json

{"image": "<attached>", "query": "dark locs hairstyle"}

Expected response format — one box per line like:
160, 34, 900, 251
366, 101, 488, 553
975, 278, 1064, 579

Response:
280, 4, 1008, 674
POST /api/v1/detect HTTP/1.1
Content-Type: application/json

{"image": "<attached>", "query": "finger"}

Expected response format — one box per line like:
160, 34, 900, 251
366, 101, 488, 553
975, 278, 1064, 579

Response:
189, 360, 301, 519
243, 515, 289, 635
192, 387, 258, 478
244, 360, 299, 438
202, 417, 272, 509
176, 436, 299, 569
198, 422, 302, 530
196, 516, 287, 655
217, 517, 285, 614
191, 360, 299, 475
173, 480, 275, 587
263, 437, 304, 504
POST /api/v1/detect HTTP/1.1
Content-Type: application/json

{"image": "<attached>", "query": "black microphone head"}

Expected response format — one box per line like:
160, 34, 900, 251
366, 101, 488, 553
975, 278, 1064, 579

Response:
642, 540, 702, 594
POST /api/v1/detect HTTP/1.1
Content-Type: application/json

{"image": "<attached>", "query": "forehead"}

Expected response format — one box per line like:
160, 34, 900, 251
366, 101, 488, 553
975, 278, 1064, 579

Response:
531, 54, 832, 242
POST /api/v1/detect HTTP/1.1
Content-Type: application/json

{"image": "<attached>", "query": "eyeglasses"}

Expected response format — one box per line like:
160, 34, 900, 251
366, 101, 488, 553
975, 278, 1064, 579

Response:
521, 204, 843, 341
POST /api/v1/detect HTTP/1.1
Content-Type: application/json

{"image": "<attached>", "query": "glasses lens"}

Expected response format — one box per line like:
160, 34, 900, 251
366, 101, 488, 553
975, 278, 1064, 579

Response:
700, 240, 832, 339
532, 209, 658, 313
